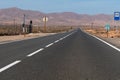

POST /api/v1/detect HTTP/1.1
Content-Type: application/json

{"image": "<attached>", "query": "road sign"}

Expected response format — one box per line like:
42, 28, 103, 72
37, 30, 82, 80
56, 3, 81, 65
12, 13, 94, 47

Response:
105, 24, 110, 31
43, 16, 48, 32
114, 12, 120, 21
43, 17, 48, 22
105, 24, 110, 38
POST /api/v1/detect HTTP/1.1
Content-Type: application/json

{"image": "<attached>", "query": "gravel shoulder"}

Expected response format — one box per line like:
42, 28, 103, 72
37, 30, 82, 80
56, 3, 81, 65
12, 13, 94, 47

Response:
83, 29, 120, 49
101, 37, 120, 48
0, 33, 55, 43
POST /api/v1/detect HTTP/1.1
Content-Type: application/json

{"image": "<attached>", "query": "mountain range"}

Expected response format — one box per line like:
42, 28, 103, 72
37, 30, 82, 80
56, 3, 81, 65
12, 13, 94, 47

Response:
0, 7, 114, 26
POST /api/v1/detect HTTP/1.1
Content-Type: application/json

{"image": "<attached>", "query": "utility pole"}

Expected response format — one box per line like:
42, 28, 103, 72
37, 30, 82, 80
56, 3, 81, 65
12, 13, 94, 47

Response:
44, 16, 47, 32
13, 18, 16, 34
91, 22, 94, 29
38, 19, 41, 32
14, 18, 15, 27
24, 14, 25, 26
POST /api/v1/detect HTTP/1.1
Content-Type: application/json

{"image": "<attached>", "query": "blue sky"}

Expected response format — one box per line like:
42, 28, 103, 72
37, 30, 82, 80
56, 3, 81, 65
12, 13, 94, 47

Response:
0, 0, 119, 14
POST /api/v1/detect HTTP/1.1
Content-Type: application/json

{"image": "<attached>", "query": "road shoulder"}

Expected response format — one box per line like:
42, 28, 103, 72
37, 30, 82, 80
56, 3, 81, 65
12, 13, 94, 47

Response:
82, 29, 120, 52
0, 33, 56, 44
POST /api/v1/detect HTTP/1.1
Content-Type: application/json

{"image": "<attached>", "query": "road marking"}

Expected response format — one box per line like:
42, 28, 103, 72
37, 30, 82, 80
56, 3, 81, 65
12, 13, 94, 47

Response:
63, 31, 75, 39
54, 40, 59, 43
0, 60, 21, 73
83, 30, 120, 52
45, 43, 54, 48
63, 36, 67, 39
0, 31, 76, 73
92, 35, 120, 52
59, 38, 63, 40
27, 31, 76, 57
27, 48, 44, 57
66, 35, 69, 37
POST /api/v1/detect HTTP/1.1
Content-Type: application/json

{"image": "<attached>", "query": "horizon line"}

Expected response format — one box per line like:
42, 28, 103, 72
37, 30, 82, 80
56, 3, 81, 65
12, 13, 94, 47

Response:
0, 7, 113, 15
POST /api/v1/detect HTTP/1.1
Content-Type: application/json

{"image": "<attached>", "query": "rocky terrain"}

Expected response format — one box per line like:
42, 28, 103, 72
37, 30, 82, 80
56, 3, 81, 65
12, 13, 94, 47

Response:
0, 7, 114, 26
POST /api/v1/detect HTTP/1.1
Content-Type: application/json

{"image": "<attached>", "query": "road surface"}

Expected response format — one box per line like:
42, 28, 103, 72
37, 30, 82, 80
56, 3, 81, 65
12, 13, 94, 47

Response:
0, 29, 120, 80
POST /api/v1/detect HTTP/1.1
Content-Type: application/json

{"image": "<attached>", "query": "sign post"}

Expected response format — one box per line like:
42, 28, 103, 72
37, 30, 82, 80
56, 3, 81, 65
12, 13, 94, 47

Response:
43, 16, 48, 33
114, 12, 120, 33
23, 14, 26, 37
105, 24, 110, 38
114, 12, 120, 21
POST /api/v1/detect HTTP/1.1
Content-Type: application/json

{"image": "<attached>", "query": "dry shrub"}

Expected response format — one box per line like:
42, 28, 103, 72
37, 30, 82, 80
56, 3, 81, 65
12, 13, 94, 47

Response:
0, 25, 73, 36
38, 26, 73, 33
82, 25, 120, 38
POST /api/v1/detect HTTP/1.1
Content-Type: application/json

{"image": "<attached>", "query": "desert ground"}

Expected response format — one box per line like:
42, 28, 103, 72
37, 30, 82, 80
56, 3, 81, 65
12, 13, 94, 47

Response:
0, 25, 73, 43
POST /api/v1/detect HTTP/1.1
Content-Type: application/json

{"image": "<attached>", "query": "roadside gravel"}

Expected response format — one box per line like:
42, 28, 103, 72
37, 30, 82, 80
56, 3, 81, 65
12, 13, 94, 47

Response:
0, 33, 55, 43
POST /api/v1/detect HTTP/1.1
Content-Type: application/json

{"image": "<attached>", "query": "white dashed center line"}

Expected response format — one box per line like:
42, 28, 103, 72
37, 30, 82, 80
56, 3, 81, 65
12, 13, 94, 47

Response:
0, 60, 21, 73
0, 31, 76, 73
59, 38, 63, 40
54, 40, 60, 43
45, 43, 54, 48
27, 48, 44, 57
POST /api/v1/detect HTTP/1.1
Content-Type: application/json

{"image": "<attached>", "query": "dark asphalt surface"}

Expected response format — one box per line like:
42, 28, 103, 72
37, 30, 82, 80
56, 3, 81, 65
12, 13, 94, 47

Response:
0, 31, 72, 69
0, 29, 120, 80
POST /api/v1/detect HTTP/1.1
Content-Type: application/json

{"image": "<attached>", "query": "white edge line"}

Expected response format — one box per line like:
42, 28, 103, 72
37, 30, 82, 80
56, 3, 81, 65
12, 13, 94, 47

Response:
83, 30, 120, 52
27, 48, 44, 57
45, 43, 54, 48
92, 35, 120, 52
0, 60, 21, 73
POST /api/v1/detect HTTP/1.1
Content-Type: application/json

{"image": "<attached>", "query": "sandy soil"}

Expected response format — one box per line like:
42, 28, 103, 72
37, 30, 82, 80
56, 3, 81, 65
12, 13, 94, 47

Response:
85, 29, 120, 38
0, 33, 55, 43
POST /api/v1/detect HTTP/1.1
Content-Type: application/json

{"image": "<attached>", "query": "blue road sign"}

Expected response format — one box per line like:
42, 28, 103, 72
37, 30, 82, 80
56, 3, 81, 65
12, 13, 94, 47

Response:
114, 12, 120, 21
105, 24, 110, 31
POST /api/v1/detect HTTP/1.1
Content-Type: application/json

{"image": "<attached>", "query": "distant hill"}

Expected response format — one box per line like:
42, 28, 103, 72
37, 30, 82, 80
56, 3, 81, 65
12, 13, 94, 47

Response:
0, 7, 114, 26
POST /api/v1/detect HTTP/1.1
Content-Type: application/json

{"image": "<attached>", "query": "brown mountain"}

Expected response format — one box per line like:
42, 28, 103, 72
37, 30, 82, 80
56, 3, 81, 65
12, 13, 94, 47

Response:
0, 7, 114, 26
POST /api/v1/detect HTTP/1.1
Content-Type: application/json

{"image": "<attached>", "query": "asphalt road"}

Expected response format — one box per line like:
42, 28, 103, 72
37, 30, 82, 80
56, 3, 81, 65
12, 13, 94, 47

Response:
0, 29, 120, 80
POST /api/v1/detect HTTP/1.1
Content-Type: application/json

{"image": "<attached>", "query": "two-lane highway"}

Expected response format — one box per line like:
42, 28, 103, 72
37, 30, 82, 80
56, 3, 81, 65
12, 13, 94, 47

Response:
0, 29, 120, 80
